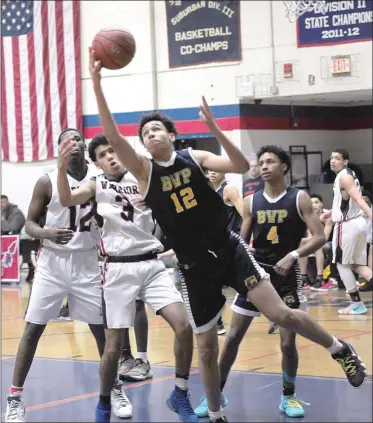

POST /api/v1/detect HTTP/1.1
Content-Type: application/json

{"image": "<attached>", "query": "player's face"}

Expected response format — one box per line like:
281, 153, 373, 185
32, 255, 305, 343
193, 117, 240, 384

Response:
141, 121, 175, 158
311, 197, 323, 213
258, 152, 286, 181
94, 145, 125, 176
208, 171, 224, 184
249, 160, 260, 178
330, 152, 348, 173
60, 131, 86, 167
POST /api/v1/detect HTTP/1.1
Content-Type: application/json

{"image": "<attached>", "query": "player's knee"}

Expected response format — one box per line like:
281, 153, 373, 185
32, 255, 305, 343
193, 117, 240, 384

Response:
269, 306, 294, 328
198, 343, 219, 364
280, 335, 297, 357
174, 318, 193, 341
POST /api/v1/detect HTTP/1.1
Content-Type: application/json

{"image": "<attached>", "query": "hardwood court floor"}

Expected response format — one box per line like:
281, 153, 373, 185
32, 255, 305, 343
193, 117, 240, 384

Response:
2, 276, 372, 380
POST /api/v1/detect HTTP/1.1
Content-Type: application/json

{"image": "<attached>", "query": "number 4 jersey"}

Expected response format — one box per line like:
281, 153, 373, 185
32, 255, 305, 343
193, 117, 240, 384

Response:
251, 186, 306, 265
95, 171, 163, 257
42, 167, 99, 251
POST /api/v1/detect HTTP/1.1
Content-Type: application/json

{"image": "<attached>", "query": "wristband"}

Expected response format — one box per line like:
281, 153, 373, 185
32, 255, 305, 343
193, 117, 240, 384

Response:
289, 250, 299, 260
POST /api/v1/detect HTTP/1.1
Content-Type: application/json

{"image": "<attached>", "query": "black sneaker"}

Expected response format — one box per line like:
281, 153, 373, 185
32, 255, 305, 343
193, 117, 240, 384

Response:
217, 324, 226, 335
310, 277, 323, 291
268, 321, 279, 334
58, 304, 71, 321
332, 340, 368, 388
210, 418, 228, 423
360, 278, 373, 292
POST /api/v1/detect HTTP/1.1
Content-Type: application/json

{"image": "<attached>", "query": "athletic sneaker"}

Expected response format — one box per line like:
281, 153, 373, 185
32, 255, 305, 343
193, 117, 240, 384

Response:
338, 302, 367, 315
5, 394, 25, 422
124, 358, 153, 381
167, 386, 198, 422
332, 340, 368, 388
217, 324, 226, 335
118, 356, 136, 380
310, 277, 324, 291
111, 386, 132, 418
360, 278, 373, 292
210, 418, 228, 423
194, 394, 228, 418
58, 304, 71, 321
279, 395, 306, 417
315, 280, 338, 292
268, 321, 279, 334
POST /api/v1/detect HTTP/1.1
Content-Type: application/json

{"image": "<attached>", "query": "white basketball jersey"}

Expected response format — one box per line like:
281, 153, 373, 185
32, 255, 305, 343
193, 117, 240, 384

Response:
42, 167, 99, 251
332, 168, 364, 223
95, 172, 163, 256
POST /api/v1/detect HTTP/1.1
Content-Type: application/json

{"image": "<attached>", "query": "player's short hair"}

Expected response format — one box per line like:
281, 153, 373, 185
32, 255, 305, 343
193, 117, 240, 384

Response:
138, 112, 178, 143
88, 134, 108, 162
257, 145, 291, 174
310, 193, 323, 202
333, 148, 349, 160
57, 128, 84, 145
1, 195, 8, 200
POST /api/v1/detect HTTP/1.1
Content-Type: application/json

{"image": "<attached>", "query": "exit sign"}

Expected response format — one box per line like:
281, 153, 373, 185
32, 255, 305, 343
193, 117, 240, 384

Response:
331, 57, 351, 75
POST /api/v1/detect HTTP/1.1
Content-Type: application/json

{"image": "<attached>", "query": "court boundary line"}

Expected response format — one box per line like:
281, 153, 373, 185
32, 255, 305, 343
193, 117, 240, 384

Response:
2, 329, 371, 417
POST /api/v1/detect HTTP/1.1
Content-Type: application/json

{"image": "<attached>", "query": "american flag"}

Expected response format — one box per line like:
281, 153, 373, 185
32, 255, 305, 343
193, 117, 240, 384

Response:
1, 0, 81, 163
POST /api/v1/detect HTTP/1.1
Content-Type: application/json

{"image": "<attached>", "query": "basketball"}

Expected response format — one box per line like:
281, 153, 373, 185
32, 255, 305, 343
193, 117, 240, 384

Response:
92, 28, 136, 70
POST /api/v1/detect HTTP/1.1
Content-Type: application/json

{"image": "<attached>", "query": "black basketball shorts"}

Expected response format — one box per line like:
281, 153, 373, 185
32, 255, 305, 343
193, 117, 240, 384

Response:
177, 232, 269, 334
231, 261, 308, 317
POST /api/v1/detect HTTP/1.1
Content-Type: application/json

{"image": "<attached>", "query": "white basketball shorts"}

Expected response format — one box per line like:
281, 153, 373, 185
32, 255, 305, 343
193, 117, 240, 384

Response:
25, 247, 102, 325
102, 258, 183, 329
333, 216, 367, 265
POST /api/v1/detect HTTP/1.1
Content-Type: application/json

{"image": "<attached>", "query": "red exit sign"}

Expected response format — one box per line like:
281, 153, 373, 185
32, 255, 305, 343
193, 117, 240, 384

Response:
332, 57, 351, 74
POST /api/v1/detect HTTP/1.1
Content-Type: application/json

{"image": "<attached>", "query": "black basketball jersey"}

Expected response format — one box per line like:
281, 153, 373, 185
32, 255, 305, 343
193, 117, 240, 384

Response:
251, 186, 307, 265
216, 181, 242, 234
145, 148, 229, 259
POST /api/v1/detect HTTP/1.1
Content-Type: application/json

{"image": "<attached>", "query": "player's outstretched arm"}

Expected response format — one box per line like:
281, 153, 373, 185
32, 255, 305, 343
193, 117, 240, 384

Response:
57, 137, 95, 207
89, 47, 150, 184
25, 176, 74, 244
240, 195, 254, 244
297, 191, 326, 257
193, 97, 249, 174
341, 174, 372, 220
225, 184, 244, 216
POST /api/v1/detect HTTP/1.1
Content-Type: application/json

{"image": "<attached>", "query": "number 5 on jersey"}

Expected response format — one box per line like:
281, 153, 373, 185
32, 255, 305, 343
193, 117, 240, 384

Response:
171, 187, 197, 213
267, 226, 279, 244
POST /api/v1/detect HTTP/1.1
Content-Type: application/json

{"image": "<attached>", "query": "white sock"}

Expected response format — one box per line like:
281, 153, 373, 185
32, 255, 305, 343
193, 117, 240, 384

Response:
137, 352, 148, 362
326, 336, 344, 354
175, 377, 188, 391
208, 408, 224, 421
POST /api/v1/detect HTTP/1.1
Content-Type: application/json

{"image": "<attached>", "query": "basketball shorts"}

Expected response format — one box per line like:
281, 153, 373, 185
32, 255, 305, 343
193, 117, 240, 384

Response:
231, 262, 308, 317
366, 219, 372, 245
25, 247, 102, 325
177, 232, 269, 334
102, 258, 183, 329
333, 216, 367, 265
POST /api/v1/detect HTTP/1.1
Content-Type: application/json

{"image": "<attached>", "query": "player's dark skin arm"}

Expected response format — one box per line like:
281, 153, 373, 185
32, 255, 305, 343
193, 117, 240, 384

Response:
276, 191, 325, 276
25, 176, 73, 244
240, 195, 254, 245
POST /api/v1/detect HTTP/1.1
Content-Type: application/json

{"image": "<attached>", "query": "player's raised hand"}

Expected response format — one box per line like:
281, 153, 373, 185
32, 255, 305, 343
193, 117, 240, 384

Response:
44, 227, 74, 244
199, 96, 216, 128
89, 47, 102, 85
58, 136, 78, 169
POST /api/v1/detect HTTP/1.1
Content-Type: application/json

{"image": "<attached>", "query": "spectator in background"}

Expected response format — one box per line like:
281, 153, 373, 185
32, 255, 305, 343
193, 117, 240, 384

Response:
1, 195, 25, 235
242, 159, 264, 198
1, 195, 36, 282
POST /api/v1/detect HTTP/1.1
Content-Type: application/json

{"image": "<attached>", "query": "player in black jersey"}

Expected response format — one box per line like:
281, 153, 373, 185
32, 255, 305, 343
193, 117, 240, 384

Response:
208, 171, 243, 334
195, 145, 366, 419
89, 49, 368, 423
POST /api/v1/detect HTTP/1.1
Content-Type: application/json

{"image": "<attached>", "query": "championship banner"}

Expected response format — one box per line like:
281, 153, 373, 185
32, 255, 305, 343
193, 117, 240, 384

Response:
165, 0, 241, 68
1, 235, 21, 283
297, 0, 373, 47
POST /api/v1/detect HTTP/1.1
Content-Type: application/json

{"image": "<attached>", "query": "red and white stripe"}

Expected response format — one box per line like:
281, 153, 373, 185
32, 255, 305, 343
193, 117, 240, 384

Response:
1, 0, 81, 163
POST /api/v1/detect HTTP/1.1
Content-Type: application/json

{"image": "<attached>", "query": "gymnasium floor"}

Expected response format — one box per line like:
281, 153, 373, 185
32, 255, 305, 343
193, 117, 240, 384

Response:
1, 271, 372, 422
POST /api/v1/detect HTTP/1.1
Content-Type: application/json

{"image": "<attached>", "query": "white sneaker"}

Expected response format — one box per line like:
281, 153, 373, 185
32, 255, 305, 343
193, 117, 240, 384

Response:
111, 386, 132, 418
5, 394, 25, 422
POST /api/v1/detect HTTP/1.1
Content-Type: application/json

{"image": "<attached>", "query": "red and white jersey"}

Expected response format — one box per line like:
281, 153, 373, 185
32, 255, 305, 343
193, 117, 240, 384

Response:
332, 168, 364, 223
95, 171, 163, 257
42, 167, 99, 251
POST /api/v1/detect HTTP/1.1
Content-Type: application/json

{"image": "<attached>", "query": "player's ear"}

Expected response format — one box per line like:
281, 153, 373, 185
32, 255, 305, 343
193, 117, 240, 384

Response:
169, 133, 176, 143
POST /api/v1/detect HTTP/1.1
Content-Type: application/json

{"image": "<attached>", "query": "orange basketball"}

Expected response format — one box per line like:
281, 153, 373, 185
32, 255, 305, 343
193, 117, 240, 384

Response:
92, 28, 136, 70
